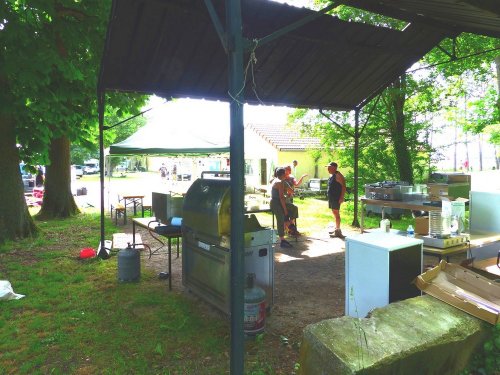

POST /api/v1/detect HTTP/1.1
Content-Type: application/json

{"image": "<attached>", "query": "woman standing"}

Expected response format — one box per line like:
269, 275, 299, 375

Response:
270, 167, 293, 248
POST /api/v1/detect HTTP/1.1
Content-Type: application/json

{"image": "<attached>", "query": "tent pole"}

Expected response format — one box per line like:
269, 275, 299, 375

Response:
352, 108, 360, 228
98, 92, 108, 258
226, 0, 245, 373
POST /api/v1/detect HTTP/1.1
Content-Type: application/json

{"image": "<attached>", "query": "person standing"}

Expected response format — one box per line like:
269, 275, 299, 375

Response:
270, 167, 294, 248
326, 162, 346, 239
172, 164, 178, 182
159, 163, 168, 181
292, 160, 298, 176
35, 166, 44, 187
283, 165, 307, 235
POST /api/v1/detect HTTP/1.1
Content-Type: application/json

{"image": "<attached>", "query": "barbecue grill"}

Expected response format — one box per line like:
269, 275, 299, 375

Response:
364, 181, 410, 201
182, 176, 274, 314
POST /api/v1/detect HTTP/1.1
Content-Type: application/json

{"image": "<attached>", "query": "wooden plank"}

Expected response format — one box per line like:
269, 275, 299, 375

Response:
112, 233, 144, 250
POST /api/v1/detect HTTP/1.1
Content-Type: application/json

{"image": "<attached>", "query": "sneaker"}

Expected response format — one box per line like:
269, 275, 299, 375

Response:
280, 240, 293, 248
334, 229, 346, 240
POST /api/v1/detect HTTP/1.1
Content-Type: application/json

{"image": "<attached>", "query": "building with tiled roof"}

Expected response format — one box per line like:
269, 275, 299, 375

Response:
244, 123, 331, 189
245, 123, 322, 151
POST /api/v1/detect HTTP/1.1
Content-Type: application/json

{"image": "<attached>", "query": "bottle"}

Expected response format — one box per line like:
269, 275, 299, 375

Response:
450, 215, 459, 235
407, 224, 415, 238
380, 218, 390, 233
243, 273, 266, 336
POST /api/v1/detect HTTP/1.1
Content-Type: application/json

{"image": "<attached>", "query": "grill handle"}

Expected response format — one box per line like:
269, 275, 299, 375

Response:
201, 170, 230, 179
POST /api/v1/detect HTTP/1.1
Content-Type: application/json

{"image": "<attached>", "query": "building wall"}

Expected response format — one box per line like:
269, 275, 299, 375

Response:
244, 128, 332, 189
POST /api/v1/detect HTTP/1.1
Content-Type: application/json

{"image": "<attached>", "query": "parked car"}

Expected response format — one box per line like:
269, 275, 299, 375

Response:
20, 163, 35, 193
74, 165, 84, 178
83, 163, 99, 174
115, 163, 127, 174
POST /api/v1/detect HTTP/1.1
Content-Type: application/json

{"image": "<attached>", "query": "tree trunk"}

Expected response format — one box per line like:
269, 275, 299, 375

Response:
37, 136, 79, 218
0, 109, 37, 243
387, 76, 413, 184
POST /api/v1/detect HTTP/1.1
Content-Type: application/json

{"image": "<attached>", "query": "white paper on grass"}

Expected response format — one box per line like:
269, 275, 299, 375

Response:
0, 280, 25, 300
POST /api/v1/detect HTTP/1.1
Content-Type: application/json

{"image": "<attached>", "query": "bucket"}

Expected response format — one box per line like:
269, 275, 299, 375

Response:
244, 273, 266, 336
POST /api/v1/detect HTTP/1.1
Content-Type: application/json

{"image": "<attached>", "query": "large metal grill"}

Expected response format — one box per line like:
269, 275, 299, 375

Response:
182, 176, 274, 314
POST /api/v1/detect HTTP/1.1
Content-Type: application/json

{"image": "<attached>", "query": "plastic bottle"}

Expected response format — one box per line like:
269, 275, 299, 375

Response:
407, 224, 415, 238
380, 218, 390, 233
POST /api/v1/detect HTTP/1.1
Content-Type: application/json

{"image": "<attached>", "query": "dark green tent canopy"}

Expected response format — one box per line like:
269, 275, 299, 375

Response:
109, 123, 230, 156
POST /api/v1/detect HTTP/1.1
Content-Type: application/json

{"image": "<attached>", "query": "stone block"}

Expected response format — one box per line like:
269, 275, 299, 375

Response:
299, 295, 490, 375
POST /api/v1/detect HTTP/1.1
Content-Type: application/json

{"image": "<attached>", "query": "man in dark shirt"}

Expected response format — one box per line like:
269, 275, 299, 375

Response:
326, 162, 346, 239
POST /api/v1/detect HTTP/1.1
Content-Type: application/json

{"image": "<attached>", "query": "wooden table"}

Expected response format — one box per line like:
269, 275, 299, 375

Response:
119, 194, 145, 224
360, 197, 442, 233
132, 217, 182, 291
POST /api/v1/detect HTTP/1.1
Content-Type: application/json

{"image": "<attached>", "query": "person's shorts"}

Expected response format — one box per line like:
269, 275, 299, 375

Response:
328, 197, 340, 210
286, 203, 298, 219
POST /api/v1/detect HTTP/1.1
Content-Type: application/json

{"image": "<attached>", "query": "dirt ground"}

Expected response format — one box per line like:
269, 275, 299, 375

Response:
114, 217, 466, 373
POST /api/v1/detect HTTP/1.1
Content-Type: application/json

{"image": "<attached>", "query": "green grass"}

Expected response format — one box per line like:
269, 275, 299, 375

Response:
0, 213, 231, 374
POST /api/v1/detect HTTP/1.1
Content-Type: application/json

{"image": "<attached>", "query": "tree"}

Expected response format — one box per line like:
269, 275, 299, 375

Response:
0, 1, 145, 241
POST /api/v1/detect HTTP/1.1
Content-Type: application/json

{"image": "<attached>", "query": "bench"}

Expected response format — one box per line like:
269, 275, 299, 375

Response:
112, 233, 145, 251
110, 204, 126, 225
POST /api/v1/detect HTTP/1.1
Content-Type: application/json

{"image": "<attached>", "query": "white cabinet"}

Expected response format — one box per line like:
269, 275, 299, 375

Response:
345, 232, 423, 318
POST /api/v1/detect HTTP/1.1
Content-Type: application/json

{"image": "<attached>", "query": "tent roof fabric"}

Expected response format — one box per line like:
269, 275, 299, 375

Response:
109, 123, 229, 155
98, 0, 449, 111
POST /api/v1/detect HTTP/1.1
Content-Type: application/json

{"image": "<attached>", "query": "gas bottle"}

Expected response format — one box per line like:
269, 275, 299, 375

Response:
243, 273, 266, 336
118, 243, 140, 282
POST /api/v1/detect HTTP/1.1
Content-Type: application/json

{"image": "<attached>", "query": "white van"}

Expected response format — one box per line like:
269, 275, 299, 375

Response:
84, 159, 99, 174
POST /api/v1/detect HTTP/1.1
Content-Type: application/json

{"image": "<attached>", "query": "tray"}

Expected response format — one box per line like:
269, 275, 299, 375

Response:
415, 260, 500, 324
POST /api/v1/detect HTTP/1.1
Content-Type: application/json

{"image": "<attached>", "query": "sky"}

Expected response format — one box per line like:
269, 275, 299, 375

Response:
144, 96, 293, 141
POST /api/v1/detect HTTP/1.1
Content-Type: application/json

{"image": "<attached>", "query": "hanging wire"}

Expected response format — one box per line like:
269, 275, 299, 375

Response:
103, 99, 168, 130
228, 39, 264, 106
407, 46, 500, 73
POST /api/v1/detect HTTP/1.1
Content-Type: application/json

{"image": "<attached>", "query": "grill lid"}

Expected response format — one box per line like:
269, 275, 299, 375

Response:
183, 178, 231, 238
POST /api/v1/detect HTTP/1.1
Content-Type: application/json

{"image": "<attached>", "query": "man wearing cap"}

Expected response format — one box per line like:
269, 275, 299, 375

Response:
326, 162, 346, 239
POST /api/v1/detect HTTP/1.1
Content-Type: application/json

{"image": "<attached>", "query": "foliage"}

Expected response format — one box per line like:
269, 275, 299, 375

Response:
289, 73, 438, 188
463, 324, 500, 375
1, 0, 147, 230
291, 3, 500, 183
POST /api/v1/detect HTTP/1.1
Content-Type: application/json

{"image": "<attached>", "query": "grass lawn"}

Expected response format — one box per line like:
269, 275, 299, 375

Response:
0, 197, 428, 374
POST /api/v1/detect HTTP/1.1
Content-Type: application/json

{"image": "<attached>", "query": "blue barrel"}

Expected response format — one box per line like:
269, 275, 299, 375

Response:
118, 244, 140, 282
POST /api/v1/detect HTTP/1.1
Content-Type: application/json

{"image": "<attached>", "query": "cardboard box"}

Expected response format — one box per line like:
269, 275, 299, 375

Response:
448, 174, 471, 183
415, 261, 500, 325
415, 216, 429, 235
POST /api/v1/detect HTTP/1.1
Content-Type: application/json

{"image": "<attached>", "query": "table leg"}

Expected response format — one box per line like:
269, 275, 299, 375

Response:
133, 199, 137, 215
168, 237, 172, 291
124, 200, 128, 224
141, 197, 144, 218
176, 237, 180, 258
132, 221, 136, 246
360, 201, 365, 233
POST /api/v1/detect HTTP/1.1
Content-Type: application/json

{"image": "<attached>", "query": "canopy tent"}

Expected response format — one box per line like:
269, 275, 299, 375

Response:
97, 0, 499, 372
98, 0, 449, 111
109, 123, 229, 156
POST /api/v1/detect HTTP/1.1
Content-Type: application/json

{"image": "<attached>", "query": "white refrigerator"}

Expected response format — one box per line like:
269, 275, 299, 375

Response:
345, 232, 423, 318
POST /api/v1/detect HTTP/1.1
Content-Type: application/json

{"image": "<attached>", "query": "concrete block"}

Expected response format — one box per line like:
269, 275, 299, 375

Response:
299, 295, 490, 375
